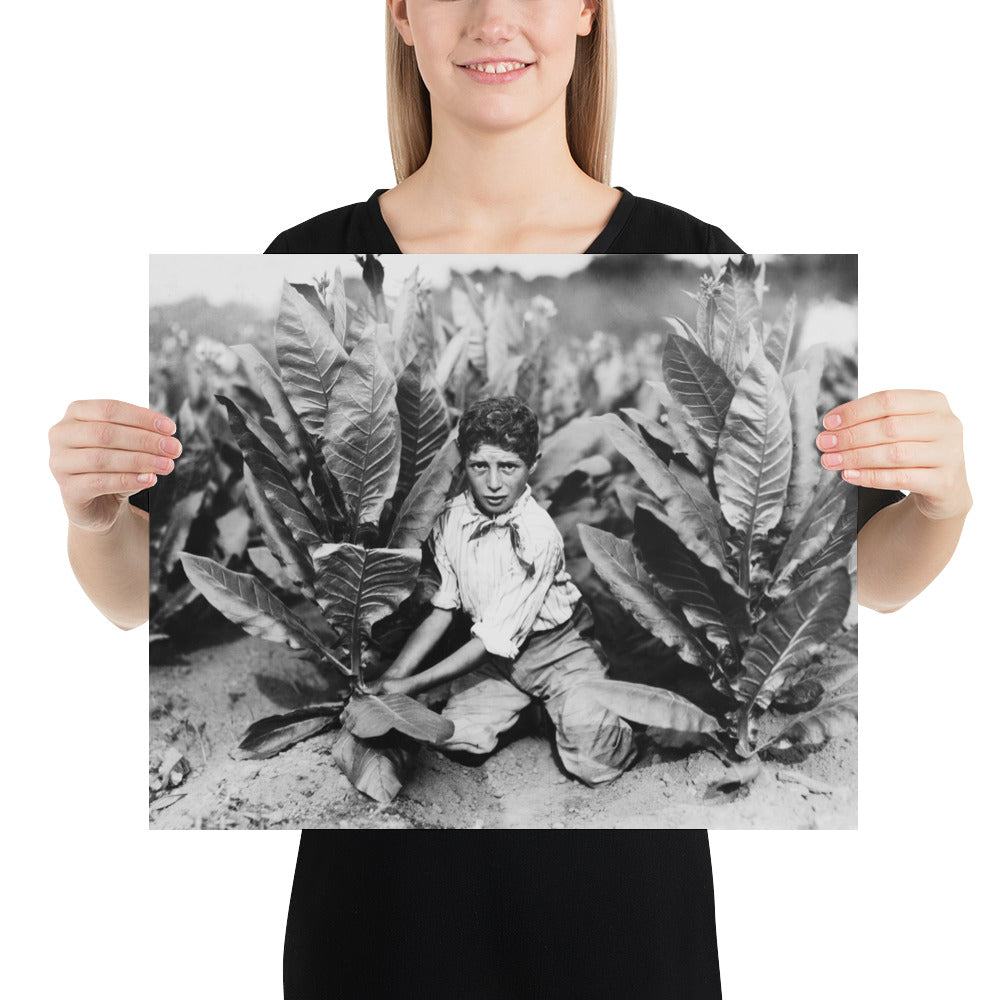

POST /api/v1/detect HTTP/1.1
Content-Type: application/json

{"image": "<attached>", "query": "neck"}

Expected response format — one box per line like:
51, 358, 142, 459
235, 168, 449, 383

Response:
410, 97, 590, 228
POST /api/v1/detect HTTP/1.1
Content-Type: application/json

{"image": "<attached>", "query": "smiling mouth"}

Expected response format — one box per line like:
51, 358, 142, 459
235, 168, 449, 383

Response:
458, 61, 534, 83
460, 60, 532, 74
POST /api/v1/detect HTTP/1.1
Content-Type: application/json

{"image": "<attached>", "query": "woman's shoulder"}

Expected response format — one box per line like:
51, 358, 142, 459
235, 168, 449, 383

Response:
264, 190, 397, 253
608, 189, 743, 254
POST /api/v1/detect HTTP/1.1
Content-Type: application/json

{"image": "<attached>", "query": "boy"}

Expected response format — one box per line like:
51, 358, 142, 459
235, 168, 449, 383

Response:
375, 395, 638, 787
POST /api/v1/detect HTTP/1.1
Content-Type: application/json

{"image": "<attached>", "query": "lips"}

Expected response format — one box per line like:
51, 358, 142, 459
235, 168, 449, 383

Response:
461, 60, 530, 74
458, 60, 533, 84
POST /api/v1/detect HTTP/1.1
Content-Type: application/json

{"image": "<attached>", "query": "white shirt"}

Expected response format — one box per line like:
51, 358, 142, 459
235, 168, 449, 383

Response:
429, 484, 581, 660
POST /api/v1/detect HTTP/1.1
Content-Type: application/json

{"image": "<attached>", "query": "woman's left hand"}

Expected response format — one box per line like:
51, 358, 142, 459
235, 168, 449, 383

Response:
817, 389, 972, 520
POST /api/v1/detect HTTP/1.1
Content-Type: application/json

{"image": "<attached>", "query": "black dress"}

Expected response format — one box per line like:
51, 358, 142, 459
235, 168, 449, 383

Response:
134, 189, 903, 998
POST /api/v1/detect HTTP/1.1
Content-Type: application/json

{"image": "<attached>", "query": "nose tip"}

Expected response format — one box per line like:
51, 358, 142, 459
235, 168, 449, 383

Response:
469, 4, 516, 44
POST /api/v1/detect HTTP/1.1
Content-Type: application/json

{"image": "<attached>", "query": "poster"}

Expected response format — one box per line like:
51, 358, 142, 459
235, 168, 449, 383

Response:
148, 253, 858, 829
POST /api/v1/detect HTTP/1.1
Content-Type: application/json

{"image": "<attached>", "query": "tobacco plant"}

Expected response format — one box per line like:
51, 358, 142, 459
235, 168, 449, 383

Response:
180, 275, 465, 803
577, 256, 858, 770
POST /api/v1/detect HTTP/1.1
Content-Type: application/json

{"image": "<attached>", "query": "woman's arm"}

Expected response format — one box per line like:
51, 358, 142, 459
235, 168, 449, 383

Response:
857, 492, 971, 613
67, 506, 150, 630
817, 389, 972, 613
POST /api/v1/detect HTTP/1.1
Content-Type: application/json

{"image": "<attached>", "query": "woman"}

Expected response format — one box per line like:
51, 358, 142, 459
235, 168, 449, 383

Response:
48, 2, 972, 997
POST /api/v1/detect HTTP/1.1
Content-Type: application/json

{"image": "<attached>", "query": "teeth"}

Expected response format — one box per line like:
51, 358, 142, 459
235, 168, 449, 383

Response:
466, 61, 526, 74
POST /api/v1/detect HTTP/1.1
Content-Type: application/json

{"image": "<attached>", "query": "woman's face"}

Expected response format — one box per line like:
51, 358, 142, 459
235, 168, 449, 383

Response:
389, 0, 597, 134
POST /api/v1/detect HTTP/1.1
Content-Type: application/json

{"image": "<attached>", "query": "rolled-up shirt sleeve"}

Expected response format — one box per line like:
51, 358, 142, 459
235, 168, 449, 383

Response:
470, 531, 563, 660
429, 518, 461, 611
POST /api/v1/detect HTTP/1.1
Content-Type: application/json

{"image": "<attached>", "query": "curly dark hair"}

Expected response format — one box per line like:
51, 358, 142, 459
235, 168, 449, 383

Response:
457, 396, 539, 466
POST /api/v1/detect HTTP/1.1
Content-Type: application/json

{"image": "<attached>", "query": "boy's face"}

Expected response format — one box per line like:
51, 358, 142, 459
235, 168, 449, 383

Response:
464, 443, 539, 517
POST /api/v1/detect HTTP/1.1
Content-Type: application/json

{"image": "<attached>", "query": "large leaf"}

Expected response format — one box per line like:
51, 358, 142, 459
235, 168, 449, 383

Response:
217, 395, 322, 553
233, 339, 345, 533
390, 268, 423, 370
395, 354, 450, 505
734, 568, 852, 751
571, 679, 720, 736
311, 543, 421, 638
713, 255, 761, 381
715, 344, 793, 589
388, 436, 462, 550
645, 381, 711, 472
578, 525, 707, 666
762, 691, 858, 752
341, 693, 455, 744
778, 363, 824, 533
661, 333, 734, 455
329, 266, 347, 343
290, 282, 329, 321
633, 503, 749, 667
235, 703, 345, 759
783, 484, 857, 595
230, 343, 314, 464
481, 353, 526, 400
764, 294, 797, 376
532, 415, 616, 499
179, 553, 346, 673
771, 472, 851, 598
484, 289, 519, 378
435, 330, 468, 391
330, 728, 412, 803
275, 280, 350, 440
620, 407, 682, 465
451, 283, 487, 374
242, 461, 314, 595
322, 337, 401, 534
598, 413, 740, 593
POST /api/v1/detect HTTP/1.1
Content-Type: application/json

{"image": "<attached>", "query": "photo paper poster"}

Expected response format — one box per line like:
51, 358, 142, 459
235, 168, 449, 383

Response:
148, 253, 859, 830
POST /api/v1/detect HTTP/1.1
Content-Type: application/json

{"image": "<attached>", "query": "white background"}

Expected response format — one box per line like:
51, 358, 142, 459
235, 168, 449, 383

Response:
6, 2, 997, 998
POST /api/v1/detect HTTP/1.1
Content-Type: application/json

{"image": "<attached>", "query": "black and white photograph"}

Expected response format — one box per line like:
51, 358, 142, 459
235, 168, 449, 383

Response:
148, 253, 859, 830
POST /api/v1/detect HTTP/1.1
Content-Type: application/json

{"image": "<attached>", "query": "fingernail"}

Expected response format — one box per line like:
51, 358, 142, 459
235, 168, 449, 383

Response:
824, 414, 842, 429
155, 417, 175, 434
824, 453, 843, 467
844, 469, 860, 480
818, 434, 837, 449
138, 473, 154, 484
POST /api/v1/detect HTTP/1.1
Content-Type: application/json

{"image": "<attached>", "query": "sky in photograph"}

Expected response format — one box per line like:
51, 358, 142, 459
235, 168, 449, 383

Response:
149, 254, 746, 310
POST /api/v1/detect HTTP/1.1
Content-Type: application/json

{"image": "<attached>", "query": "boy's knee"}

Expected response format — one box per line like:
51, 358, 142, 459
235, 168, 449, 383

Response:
439, 721, 501, 755
553, 688, 639, 786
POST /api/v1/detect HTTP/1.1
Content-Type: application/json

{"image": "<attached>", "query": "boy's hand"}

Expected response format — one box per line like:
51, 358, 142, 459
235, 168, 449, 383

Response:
370, 675, 417, 697
48, 400, 182, 533
817, 389, 971, 521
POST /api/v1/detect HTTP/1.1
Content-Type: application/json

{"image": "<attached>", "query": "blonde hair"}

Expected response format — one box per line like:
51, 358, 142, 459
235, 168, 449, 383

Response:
385, 1, 616, 184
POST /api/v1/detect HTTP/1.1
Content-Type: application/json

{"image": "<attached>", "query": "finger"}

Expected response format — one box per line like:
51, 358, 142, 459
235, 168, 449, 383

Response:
815, 412, 942, 454
52, 447, 177, 478
821, 440, 948, 473
63, 470, 160, 503
62, 417, 183, 461
823, 389, 947, 431
839, 466, 928, 493
65, 399, 176, 435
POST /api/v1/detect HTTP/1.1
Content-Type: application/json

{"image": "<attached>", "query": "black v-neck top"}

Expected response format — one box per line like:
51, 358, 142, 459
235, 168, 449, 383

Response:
136, 194, 903, 1000
263, 186, 743, 255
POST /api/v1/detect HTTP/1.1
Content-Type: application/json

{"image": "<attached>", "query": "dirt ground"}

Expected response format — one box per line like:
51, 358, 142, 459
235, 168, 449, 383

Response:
150, 622, 857, 831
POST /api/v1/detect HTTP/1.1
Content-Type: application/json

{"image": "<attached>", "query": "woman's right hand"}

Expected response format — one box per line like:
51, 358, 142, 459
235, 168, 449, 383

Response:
48, 399, 182, 534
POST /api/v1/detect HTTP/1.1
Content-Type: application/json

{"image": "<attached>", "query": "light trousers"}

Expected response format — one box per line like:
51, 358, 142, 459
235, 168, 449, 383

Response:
438, 600, 638, 786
